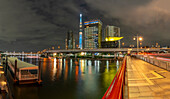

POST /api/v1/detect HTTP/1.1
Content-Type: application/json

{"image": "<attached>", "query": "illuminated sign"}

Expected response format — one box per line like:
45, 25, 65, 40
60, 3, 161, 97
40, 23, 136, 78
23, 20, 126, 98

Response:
84, 21, 99, 25
105, 37, 123, 41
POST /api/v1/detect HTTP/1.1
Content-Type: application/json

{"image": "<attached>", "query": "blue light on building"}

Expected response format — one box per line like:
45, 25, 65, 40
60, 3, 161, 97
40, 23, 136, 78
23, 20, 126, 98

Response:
79, 14, 83, 49
79, 33, 82, 49
84, 21, 99, 25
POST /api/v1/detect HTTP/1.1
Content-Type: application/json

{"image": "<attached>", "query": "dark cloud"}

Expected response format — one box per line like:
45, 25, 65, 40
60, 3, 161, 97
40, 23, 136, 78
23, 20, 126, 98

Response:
84, 0, 170, 46
0, 0, 169, 52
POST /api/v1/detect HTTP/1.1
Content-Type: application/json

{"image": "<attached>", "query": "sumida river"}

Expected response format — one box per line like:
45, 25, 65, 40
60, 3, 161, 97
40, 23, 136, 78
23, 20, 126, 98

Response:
6, 58, 121, 99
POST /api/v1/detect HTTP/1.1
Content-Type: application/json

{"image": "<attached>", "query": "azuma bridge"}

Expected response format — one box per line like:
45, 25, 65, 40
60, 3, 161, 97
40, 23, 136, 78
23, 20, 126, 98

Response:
46, 48, 170, 53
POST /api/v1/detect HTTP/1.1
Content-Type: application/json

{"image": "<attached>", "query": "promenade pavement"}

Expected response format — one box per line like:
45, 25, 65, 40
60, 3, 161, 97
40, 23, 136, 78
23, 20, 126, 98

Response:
127, 56, 170, 99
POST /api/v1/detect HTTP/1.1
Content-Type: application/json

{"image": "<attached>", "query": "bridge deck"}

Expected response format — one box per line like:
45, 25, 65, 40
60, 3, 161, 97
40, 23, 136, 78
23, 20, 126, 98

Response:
127, 56, 170, 99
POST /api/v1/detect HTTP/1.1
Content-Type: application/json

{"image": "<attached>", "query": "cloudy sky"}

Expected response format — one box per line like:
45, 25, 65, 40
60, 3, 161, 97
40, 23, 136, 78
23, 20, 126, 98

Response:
0, 0, 169, 52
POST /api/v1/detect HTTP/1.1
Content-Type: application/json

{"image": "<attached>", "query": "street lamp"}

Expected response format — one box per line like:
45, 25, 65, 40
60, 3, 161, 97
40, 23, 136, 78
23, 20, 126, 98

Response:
133, 34, 143, 54
58, 46, 60, 49
122, 42, 125, 48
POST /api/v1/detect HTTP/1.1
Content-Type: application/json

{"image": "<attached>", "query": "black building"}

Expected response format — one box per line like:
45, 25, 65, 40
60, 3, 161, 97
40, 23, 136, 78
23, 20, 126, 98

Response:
101, 41, 118, 48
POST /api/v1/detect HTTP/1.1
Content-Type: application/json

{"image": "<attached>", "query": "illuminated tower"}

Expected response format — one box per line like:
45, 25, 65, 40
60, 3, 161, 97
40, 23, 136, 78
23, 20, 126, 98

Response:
79, 14, 83, 49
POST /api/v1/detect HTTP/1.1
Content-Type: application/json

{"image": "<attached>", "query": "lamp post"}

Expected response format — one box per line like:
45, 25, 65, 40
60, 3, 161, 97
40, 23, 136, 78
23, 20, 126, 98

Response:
133, 34, 143, 54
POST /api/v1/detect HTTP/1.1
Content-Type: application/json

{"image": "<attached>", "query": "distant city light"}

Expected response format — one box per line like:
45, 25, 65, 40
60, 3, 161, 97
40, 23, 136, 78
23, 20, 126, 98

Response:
0, 71, 4, 74
122, 42, 125, 46
58, 46, 60, 49
80, 52, 85, 56
53, 53, 57, 56
139, 37, 143, 41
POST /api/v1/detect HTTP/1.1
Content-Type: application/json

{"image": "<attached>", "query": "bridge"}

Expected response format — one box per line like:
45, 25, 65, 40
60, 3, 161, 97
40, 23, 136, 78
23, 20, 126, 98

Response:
46, 48, 170, 53
102, 53, 170, 99
2, 52, 40, 56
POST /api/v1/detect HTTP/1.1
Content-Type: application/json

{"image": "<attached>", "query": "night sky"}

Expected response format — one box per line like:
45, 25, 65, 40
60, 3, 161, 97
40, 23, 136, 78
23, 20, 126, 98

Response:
0, 0, 169, 52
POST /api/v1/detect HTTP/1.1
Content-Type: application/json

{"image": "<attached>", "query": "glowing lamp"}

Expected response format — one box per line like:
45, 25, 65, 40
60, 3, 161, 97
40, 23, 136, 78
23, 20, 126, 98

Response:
139, 37, 143, 41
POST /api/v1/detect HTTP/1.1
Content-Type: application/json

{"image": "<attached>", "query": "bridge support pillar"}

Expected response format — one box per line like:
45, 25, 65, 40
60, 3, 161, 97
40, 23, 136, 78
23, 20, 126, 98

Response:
92, 53, 95, 58
75, 53, 77, 58
114, 53, 117, 60
38, 60, 42, 84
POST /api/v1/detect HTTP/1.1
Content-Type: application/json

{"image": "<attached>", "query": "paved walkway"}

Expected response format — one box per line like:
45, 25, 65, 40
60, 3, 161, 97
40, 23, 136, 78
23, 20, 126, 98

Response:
127, 56, 170, 99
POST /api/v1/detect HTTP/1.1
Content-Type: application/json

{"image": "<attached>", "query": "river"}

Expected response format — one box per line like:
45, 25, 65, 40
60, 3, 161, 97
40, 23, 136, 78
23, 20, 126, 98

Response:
6, 58, 121, 99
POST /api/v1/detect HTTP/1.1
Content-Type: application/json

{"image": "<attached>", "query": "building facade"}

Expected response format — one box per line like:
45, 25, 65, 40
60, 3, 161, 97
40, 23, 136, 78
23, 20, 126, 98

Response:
101, 41, 118, 48
102, 25, 121, 48
105, 25, 120, 38
66, 30, 75, 49
84, 20, 102, 49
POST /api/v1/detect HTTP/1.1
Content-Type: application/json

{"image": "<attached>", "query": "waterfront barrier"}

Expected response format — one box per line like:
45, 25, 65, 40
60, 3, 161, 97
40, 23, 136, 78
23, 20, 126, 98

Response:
102, 56, 127, 99
135, 55, 170, 71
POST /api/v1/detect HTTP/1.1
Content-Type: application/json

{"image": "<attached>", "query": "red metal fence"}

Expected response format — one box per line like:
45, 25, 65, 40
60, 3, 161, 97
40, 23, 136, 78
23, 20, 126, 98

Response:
102, 56, 127, 99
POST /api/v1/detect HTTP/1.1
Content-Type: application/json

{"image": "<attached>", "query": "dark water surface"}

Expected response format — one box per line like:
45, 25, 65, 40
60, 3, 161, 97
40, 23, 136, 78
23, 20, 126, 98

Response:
7, 58, 121, 99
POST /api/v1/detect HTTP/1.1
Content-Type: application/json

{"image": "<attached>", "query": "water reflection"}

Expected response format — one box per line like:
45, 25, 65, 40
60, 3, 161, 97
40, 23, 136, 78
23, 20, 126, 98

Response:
12, 58, 121, 99
70, 59, 72, 77
52, 58, 57, 81
106, 60, 109, 72
116, 60, 119, 71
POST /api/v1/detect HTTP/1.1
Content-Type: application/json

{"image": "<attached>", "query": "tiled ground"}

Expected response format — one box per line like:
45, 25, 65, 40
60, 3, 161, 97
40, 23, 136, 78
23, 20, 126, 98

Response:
127, 56, 170, 99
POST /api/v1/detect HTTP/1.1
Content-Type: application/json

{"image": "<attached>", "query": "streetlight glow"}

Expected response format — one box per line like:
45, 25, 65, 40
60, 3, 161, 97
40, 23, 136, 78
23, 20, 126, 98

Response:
133, 34, 143, 54
139, 37, 143, 41
58, 46, 60, 49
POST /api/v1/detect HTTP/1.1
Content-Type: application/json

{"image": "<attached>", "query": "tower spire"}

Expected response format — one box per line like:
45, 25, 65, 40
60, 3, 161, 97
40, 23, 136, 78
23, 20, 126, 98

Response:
79, 14, 83, 49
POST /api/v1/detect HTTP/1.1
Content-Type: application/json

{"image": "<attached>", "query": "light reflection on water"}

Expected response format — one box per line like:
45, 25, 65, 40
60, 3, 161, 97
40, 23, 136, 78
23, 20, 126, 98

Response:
9, 58, 121, 99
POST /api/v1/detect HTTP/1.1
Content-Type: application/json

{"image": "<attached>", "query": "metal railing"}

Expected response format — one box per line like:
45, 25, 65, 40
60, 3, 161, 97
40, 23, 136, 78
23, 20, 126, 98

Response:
102, 56, 127, 99
136, 55, 170, 71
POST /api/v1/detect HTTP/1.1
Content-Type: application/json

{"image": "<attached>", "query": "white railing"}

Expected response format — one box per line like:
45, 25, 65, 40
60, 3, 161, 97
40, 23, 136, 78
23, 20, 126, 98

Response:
136, 55, 170, 71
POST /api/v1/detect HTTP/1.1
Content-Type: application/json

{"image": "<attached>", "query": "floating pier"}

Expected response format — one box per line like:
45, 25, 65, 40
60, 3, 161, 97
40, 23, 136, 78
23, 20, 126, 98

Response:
7, 57, 42, 84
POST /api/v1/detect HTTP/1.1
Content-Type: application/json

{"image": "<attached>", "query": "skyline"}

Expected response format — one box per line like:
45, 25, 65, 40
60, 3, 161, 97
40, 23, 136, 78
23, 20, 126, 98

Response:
0, 0, 169, 52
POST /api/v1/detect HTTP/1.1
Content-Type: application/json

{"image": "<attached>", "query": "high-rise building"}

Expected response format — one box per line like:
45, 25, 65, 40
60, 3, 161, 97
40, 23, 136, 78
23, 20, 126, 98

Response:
65, 30, 75, 49
101, 25, 123, 48
105, 25, 120, 38
65, 39, 68, 49
84, 20, 102, 49
73, 39, 75, 49
79, 14, 83, 49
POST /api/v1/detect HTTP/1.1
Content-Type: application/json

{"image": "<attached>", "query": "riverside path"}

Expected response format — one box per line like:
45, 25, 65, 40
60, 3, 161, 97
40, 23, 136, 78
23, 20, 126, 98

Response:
127, 56, 170, 99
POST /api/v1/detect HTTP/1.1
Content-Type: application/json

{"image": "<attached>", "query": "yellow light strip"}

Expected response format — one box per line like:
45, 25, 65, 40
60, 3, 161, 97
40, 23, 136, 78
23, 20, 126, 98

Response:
105, 37, 123, 41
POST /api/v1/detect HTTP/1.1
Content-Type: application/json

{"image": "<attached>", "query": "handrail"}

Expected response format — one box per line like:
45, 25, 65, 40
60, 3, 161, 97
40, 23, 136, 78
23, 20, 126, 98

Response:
135, 54, 170, 71
102, 56, 127, 99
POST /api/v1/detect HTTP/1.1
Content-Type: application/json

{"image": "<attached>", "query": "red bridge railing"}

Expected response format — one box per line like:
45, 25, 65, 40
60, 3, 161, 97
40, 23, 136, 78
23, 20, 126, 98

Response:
102, 56, 127, 99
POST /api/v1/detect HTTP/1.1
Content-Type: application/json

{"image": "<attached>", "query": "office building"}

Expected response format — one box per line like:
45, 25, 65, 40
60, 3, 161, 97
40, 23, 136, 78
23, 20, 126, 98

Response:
102, 25, 123, 48
105, 25, 120, 37
84, 20, 102, 49
101, 41, 118, 48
